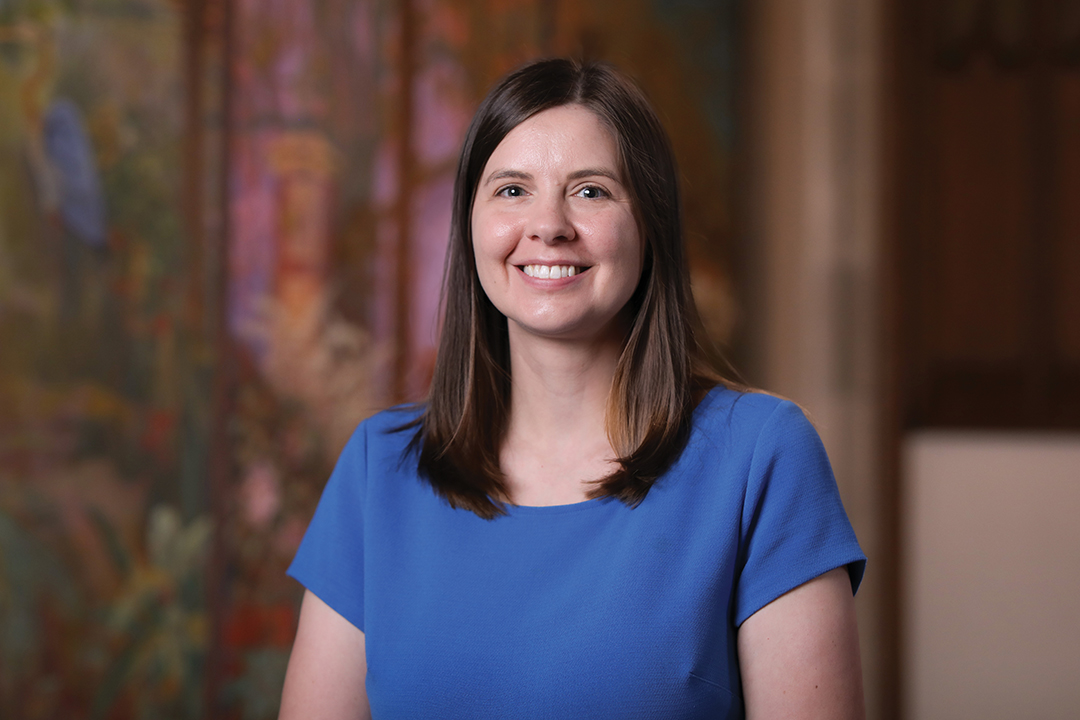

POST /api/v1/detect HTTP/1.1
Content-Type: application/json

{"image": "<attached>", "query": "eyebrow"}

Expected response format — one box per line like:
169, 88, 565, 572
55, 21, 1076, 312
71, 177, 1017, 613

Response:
483, 169, 531, 185
568, 168, 621, 183
481, 167, 622, 186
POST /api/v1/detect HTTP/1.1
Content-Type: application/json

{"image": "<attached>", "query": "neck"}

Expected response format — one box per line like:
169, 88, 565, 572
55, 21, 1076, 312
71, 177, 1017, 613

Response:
498, 323, 626, 506
506, 328, 622, 440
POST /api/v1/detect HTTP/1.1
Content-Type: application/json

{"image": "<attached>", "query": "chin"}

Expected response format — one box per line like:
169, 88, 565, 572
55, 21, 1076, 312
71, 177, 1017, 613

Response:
510, 316, 627, 345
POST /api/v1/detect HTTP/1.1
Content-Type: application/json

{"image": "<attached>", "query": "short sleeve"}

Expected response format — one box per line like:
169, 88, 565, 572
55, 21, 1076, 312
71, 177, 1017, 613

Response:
287, 422, 369, 631
733, 401, 866, 627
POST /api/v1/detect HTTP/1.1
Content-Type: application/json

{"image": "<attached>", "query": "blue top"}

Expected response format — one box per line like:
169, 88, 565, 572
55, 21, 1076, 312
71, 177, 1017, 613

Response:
288, 387, 866, 719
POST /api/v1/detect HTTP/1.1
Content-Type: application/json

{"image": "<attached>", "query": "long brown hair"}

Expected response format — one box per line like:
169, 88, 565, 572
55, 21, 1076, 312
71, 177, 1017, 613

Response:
411, 58, 735, 519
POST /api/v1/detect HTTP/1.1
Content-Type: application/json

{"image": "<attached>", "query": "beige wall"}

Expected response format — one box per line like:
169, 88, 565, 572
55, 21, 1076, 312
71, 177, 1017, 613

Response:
747, 0, 886, 714
903, 433, 1080, 720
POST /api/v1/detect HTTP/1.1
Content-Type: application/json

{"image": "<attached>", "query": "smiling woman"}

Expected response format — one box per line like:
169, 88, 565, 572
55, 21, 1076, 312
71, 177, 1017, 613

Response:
279, 59, 866, 720
414, 60, 720, 516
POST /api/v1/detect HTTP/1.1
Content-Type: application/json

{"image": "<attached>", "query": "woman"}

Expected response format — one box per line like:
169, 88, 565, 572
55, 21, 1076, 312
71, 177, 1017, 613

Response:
280, 59, 866, 719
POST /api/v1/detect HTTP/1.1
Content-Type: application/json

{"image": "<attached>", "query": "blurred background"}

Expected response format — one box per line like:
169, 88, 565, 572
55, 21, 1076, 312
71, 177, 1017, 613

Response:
0, 0, 1077, 718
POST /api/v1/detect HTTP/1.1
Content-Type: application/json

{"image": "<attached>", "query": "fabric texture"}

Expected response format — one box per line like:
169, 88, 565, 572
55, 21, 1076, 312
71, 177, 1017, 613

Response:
288, 386, 866, 719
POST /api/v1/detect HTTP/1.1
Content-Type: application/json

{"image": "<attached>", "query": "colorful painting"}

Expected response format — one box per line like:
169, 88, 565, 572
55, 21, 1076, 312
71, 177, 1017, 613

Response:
0, 0, 203, 717
0, 0, 741, 716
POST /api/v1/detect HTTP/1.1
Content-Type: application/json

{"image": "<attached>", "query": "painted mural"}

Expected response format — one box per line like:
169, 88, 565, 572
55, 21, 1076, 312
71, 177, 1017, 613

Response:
0, 0, 741, 717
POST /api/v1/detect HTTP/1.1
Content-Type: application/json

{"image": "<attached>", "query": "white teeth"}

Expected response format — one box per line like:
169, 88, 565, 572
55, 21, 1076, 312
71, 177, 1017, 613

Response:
523, 264, 580, 278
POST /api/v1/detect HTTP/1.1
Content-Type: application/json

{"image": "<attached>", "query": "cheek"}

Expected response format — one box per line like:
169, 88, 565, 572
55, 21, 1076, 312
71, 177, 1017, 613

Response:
471, 211, 517, 261
609, 216, 644, 274
616, 221, 646, 304
470, 219, 505, 300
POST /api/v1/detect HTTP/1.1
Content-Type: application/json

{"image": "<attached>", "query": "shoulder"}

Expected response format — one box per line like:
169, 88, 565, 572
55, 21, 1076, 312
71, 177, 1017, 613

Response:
692, 385, 815, 452
348, 403, 424, 446
683, 386, 835, 507
358, 403, 425, 434
328, 404, 425, 476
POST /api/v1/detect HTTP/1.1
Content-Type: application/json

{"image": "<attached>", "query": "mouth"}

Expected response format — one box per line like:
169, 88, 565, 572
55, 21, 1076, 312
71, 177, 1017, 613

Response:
519, 264, 589, 279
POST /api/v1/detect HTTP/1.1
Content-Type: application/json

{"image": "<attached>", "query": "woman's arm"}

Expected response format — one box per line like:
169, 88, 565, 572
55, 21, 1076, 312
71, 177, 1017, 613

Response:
738, 567, 865, 720
279, 590, 371, 720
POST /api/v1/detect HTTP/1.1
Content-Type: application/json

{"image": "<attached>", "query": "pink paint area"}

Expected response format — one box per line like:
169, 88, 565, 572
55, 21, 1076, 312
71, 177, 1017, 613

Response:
229, 132, 280, 361
350, 2, 375, 61
240, 461, 281, 527
235, 0, 326, 123
228, 128, 336, 374
371, 140, 398, 209
412, 59, 470, 165
408, 173, 454, 362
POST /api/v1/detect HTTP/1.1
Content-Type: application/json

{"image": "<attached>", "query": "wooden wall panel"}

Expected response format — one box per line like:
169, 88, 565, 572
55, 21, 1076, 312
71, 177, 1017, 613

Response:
898, 0, 1080, 429
933, 65, 1032, 364
1052, 72, 1080, 423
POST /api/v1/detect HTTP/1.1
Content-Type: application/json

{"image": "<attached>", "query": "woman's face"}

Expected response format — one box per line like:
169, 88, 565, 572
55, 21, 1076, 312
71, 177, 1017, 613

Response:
470, 104, 644, 346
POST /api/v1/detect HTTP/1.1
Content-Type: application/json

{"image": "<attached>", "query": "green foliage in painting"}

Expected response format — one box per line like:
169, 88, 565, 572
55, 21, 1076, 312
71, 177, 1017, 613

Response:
91, 506, 211, 720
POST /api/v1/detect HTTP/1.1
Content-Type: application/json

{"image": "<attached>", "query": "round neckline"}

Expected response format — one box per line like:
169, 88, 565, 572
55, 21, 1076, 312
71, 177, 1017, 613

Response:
493, 387, 734, 518
504, 495, 613, 516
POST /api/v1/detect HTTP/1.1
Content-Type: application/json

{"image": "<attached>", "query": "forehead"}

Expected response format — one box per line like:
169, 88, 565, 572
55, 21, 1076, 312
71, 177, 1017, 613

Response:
484, 104, 621, 173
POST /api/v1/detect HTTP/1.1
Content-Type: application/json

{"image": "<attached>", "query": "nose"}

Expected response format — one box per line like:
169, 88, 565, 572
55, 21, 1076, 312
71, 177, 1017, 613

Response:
526, 195, 575, 245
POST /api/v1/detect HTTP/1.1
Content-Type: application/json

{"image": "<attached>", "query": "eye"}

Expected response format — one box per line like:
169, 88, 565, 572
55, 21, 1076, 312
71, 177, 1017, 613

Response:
496, 185, 525, 198
576, 185, 608, 199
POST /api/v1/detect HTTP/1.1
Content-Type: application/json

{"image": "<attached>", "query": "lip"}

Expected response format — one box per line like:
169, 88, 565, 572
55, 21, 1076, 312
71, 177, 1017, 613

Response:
514, 259, 591, 268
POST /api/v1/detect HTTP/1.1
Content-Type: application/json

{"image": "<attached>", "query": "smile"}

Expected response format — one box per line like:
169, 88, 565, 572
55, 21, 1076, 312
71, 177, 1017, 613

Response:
521, 264, 585, 279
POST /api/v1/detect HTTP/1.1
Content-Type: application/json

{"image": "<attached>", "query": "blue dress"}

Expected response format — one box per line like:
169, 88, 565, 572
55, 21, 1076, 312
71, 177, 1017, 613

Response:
288, 387, 866, 718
